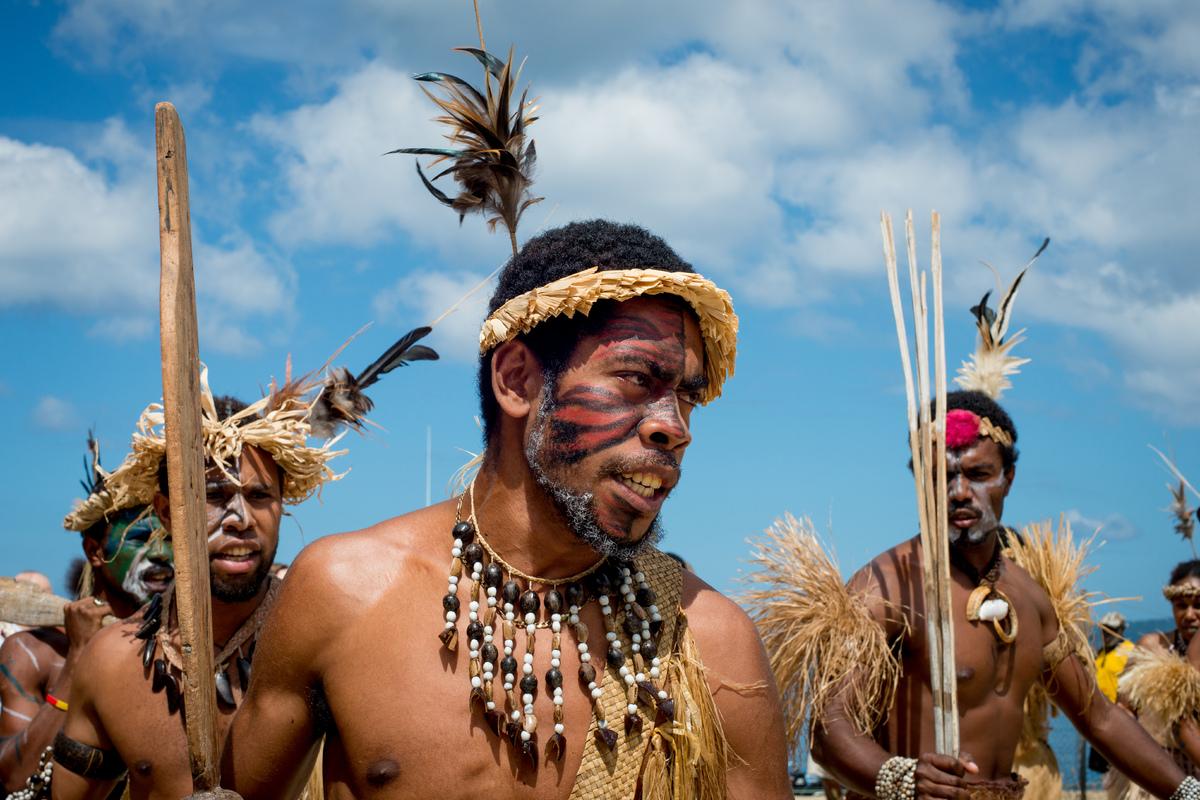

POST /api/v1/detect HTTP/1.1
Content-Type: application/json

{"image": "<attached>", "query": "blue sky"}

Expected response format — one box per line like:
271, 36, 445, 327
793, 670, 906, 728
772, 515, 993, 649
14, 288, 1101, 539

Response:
2, 0, 1198, 621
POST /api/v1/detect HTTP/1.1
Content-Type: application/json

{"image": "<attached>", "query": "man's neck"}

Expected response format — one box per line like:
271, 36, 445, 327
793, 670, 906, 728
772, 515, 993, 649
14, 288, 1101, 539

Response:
470, 455, 607, 582
949, 530, 1001, 579
210, 581, 270, 645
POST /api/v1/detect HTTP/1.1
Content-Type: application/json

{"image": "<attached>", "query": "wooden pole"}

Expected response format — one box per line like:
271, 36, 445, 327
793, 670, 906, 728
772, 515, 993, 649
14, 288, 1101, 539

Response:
156, 101, 222, 791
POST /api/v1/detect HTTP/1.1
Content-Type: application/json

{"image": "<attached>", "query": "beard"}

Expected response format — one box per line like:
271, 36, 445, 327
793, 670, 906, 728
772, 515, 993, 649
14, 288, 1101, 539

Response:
948, 504, 1000, 546
525, 377, 664, 561
210, 550, 275, 602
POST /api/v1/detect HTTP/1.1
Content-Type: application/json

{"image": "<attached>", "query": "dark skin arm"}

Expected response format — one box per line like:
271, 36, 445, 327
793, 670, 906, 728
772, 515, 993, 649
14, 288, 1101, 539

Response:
1049, 637, 1186, 797
0, 601, 113, 791
222, 539, 335, 799
810, 564, 977, 799
50, 625, 124, 800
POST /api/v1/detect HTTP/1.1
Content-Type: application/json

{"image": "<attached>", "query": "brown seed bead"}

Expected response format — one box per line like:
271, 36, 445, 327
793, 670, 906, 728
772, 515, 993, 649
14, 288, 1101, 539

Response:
502, 580, 521, 605
466, 621, 484, 643
452, 521, 475, 543
519, 590, 540, 616
579, 663, 597, 685
545, 668, 563, 689
481, 643, 498, 665
636, 587, 656, 607
462, 543, 484, 568
639, 640, 657, 661
606, 646, 625, 669
565, 583, 585, 607
574, 622, 589, 642
500, 656, 518, 677
484, 562, 503, 588
442, 594, 460, 613
520, 675, 539, 696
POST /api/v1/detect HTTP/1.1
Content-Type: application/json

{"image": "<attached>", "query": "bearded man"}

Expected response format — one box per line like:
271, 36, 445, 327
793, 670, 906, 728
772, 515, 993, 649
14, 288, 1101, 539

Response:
223, 220, 791, 800
32, 379, 350, 800
806, 391, 1196, 800
1, 439, 172, 792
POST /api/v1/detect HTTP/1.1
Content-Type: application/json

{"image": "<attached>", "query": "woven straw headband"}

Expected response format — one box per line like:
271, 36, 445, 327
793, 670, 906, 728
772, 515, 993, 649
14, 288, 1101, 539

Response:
479, 267, 738, 404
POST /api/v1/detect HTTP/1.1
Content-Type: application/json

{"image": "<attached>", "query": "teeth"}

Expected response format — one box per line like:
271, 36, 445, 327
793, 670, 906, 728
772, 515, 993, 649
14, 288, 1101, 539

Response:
620, 475, 657, 498
621, 472, 663, 490
220, 547, 253, 557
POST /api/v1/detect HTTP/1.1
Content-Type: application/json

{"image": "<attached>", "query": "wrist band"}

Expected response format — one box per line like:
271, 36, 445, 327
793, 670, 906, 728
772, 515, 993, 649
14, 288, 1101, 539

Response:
45, 693, 68, 711
1171, 776, 1200, 800
875, 756, 918, 800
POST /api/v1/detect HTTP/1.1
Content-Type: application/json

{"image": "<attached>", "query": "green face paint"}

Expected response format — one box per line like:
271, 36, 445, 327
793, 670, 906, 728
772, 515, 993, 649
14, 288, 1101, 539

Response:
100, 509, 174, 604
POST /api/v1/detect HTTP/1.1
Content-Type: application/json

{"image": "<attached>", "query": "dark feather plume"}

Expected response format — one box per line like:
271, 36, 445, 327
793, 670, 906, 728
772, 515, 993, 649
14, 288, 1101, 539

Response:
387, 43, 541, 255
309, 327, 440, 439
79, 430, 104, 496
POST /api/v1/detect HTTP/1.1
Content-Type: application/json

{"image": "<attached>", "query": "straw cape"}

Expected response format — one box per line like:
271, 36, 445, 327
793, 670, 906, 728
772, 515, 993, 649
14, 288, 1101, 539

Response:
63, 366, 347, 533
743, 514, 902, 752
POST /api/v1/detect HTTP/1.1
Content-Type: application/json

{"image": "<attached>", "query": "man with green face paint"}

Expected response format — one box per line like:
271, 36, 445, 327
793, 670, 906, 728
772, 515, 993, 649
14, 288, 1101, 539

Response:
0, 440, 173, 793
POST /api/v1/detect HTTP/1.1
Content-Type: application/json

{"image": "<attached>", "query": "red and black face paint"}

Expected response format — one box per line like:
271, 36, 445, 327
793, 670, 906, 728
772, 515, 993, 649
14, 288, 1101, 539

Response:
524, 298, 704, 555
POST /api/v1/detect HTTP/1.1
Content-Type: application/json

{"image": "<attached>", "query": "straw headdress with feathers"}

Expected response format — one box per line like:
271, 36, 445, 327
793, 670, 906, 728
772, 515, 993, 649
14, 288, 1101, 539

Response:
955, 238, 1049, 399
389, 41, 541, 257
742, 514, 902, 753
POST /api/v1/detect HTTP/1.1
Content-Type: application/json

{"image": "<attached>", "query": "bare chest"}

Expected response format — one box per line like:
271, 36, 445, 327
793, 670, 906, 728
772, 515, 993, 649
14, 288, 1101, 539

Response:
320, 594, 626, 799
95, 667, 239, 799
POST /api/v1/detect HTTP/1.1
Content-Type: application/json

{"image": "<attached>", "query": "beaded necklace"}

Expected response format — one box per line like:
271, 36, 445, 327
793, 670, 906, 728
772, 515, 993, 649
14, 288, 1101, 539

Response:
439, 480, 675, 769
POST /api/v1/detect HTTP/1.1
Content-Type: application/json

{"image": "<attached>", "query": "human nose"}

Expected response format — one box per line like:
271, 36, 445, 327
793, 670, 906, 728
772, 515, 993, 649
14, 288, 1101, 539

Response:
637, 395, 692, 452
948, 473, 971, 502
221, 492, 252, 532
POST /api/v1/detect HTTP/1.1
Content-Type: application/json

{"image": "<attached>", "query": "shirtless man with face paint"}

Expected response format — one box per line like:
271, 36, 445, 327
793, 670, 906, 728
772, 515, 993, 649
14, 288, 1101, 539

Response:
44, 396, 291, 800
1, 448, 173, 791
811, 391, 1194, 800
224, 220, 791, 800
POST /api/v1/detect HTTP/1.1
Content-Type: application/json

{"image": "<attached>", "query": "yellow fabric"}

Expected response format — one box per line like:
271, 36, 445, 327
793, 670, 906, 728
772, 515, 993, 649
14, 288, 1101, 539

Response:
1095, 640, 1134, 703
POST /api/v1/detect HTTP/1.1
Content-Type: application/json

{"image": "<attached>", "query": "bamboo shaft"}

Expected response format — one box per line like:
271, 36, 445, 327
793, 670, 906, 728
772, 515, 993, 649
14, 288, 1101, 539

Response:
880, 210, 959, 756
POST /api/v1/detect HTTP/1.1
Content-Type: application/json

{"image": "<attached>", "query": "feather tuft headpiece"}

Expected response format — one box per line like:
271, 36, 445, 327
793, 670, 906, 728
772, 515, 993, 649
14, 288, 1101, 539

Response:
954, 238, 1048, 399
389, 44, 541, 256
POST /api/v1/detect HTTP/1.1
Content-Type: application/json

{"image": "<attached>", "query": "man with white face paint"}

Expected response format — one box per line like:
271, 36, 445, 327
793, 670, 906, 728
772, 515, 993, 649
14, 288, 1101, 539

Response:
0, 438, 172, 793
808, 390, 1197, 800
30, 378, 354, 800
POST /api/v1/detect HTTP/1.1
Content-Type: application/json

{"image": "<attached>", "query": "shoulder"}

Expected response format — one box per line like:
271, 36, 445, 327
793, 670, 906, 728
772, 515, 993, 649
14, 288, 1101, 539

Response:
1136, 631, 1171, 653
0, 627, 64, 665
848, 538, 919, 632
679, 570, 768, 675
285, 500, 456, 608
68, 619, 143, 697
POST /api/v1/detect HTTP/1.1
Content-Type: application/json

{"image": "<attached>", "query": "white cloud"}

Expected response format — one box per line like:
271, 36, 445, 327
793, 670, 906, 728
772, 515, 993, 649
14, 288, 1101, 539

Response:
1065, 508, 1139, 541
32, 396, 80, 431
0, 122, 297, 355
373, 269, 495, 362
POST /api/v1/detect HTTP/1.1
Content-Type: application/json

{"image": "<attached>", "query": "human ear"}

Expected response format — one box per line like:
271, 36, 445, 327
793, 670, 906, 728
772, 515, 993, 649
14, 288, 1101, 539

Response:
82, 535, 105, 568
152, 492, 172, 533
491, 340, 543, 422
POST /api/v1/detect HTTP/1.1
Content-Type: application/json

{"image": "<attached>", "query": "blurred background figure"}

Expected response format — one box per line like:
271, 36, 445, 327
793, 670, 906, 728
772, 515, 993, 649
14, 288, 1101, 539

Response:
1090, 610, 1133, 775
12, 571, 51, 593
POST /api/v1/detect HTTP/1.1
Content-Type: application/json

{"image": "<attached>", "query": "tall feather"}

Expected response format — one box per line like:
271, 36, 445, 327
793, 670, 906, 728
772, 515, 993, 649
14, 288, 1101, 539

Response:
387, 40, 541, 256
309, 327, 440, 439
80, 429, 106, 496
1150, 445, 1199, 557
955, 238, 1048, 399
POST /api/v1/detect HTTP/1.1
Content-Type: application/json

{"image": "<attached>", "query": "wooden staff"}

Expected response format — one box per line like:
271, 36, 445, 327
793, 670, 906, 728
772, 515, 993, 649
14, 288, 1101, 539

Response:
156, 101, 222, 792
881, 210, 959, 755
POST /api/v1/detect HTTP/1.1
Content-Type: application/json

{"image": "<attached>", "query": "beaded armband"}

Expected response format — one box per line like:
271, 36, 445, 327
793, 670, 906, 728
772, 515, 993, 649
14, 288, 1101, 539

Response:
52, 731, 127, 780
875, 756, 918, 800
1171, 776, 1200, 800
